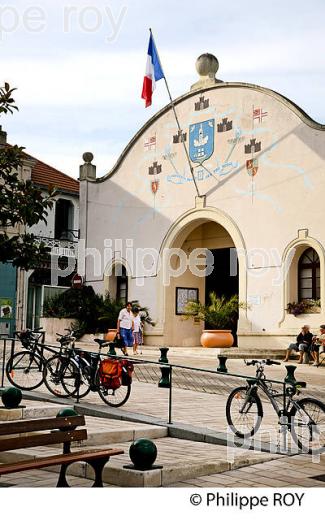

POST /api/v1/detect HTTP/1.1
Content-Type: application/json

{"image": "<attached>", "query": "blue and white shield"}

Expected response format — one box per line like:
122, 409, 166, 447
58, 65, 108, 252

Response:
189, 119, 215, 163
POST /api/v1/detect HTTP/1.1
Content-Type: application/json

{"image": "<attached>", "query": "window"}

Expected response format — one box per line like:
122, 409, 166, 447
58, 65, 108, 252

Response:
55, 199, 74, 239
116, 265, 128, 304
298, 248, 320, 300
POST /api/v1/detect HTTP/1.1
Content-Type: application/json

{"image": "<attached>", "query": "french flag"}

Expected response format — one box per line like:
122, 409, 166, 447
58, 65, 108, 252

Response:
141, 32, 164, 108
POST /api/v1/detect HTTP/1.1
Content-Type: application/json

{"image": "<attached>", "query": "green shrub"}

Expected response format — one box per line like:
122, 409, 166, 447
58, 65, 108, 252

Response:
43, 287, 155, 338
43, 287, 122, 337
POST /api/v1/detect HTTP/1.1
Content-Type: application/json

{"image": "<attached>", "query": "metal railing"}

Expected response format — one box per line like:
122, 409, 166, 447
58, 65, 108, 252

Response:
0, 339, 313, 425
34, 234, 78, 257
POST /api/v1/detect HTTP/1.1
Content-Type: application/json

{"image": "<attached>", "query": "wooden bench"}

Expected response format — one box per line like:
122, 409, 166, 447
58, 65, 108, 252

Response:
0, 415, 123, 487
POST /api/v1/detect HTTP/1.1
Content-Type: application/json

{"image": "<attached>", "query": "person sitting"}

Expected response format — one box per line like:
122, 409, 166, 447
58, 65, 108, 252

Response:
310, 324, 325, 366
283, 325, 313, 363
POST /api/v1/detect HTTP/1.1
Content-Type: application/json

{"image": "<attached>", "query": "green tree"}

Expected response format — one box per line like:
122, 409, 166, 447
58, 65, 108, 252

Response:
0, 83, 55, 269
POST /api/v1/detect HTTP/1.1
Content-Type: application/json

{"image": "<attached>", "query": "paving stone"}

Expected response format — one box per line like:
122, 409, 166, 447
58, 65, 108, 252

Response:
1, 358, 325, 488
0, 408, 23, 421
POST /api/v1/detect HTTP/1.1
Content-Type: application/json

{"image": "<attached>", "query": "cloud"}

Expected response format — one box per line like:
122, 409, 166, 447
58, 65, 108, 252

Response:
0, 0, 324, 178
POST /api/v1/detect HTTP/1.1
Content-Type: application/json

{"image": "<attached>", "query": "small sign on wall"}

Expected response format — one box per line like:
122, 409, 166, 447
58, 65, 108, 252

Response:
0, 298, 13, 319
176, 287, 199, 315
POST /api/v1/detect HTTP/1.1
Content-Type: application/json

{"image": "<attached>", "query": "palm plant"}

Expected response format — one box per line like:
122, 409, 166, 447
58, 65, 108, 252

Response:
185, 293, 246, 329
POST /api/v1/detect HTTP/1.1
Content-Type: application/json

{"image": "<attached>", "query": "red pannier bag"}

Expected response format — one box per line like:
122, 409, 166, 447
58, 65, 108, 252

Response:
99, 359, 122, 390
120, 359, 134, 386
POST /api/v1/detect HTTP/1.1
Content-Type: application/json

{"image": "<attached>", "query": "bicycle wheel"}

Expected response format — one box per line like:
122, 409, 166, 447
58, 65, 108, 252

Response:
43, 355, 73, 398
226, 386, 263, 438
290, 397, 325, 454
6, 351, 44, 390
61, 361, 91, 399
96, 372, 131, 407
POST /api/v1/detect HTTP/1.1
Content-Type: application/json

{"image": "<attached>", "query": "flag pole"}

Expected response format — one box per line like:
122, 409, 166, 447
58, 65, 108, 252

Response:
149, 29, 200, 198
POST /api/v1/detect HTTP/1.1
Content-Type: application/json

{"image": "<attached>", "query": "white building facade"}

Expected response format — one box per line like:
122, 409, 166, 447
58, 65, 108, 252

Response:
79, 55, 325, 349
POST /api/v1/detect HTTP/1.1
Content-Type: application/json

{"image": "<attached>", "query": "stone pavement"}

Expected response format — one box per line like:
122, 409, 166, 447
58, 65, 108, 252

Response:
166, 454, 325, 487
2, 454, 325, 488
0, 345, 324, 487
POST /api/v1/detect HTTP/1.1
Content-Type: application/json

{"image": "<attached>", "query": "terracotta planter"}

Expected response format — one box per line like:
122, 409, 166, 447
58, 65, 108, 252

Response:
104, 328, 117, 341
200, 330, 234, 348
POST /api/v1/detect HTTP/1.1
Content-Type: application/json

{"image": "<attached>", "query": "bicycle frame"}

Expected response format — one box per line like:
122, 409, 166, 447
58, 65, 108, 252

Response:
243, 367, 317, 434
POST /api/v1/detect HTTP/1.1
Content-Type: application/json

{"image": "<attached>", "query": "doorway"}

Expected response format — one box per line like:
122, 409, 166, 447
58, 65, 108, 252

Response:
205, 248, 239, 343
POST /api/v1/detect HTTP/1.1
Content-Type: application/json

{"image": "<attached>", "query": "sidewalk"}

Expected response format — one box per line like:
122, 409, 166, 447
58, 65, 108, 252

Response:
0, 347, 324, 487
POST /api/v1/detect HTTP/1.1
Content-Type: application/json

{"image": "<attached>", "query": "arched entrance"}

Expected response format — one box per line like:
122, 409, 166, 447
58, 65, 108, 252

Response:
104, 261, 130, 305
158, 207, 248, 347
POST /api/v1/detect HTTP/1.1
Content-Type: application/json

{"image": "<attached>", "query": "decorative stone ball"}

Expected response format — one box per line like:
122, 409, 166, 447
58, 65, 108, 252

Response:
1, 386, 22, 408
195, 53, 219, 77
56, 408, 78, 431
82, 152, 94, 164
129, 438, 158, 470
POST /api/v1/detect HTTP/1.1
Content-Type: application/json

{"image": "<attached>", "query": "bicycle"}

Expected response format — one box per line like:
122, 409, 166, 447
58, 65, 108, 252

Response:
44, 339, 133, 407
42, 330, 83, 398
5, 328, 47, 390
226, 359, 325, 454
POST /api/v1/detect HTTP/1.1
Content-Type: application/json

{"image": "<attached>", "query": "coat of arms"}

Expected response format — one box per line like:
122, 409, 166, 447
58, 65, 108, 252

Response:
189, 119, 214, 163
246, 158, 258, 177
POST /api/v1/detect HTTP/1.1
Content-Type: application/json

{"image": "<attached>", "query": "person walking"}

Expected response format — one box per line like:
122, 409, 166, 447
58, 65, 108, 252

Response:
132, 308, 143, 355
116, 302, 134, 356
283, 325, 313, 363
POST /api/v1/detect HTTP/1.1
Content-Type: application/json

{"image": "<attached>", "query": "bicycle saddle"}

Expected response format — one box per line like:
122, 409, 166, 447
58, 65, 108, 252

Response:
94, 338, 109, 346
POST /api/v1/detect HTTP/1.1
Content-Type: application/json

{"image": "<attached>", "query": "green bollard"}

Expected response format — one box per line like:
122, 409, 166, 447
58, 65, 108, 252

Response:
159, 347, 169, 364
284, 365, 297, 385
129, 439, 158, 470
56, 408, 78, 431
217, 355, 228, 373
1, 387, 22, 408
158, 347, 170, 388
109, 343, 117, 356
123, 438, 162, 471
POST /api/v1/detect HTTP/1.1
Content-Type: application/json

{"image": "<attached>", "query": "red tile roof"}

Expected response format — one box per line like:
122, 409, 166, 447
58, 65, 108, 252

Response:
3, 142, 79, 194
26, 153, 79, 194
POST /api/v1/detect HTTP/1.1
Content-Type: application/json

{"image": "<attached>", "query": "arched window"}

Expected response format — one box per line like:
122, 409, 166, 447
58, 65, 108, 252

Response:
298, 248, 320, 300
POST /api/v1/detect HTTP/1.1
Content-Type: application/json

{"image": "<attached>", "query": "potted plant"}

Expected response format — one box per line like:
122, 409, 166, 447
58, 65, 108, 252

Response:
184, 293, 246, 348
286, 299, 321, 316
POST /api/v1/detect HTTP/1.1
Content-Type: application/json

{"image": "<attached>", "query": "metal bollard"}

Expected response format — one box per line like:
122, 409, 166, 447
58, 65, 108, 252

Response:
158, 347, 170, 388
108, 343, 117, 356
217, 355, 228, 373
284, 365, 297, 385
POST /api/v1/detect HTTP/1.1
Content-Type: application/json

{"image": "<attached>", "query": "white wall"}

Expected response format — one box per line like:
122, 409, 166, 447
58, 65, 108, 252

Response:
80, 82, 325, 347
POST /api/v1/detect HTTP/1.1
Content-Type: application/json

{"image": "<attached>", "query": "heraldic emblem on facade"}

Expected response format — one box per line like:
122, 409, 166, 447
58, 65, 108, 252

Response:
246, 158, 258, 177
189, 119, 215, 163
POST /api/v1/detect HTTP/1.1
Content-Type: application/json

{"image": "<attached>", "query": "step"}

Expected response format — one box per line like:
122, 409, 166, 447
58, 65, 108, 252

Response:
0, 436, 282, 487
72, 417, 167, 447
0, 400, 67, 422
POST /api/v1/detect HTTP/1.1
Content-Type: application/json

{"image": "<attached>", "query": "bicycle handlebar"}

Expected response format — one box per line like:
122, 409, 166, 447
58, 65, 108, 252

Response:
245, 359, 281, 366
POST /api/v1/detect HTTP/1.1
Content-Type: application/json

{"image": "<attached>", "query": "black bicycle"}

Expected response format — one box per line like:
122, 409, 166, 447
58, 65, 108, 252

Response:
226, 359, 325, 454
5, 328, 47, 390
42, 330, 82, 397
43, 339, 132, 407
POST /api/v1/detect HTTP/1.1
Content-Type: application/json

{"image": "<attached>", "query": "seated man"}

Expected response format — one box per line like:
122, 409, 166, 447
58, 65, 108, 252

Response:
310, 324, 325, 366
284, 325, 313, 363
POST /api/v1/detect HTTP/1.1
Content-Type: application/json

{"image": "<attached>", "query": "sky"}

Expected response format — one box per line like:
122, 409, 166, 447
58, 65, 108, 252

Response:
0, 0, 324, 179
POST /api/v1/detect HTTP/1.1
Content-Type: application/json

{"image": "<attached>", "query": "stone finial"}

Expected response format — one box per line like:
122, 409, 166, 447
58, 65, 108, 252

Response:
79, 151, 96, 181
82, 152, 94, 164
191, 53, 223, 91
